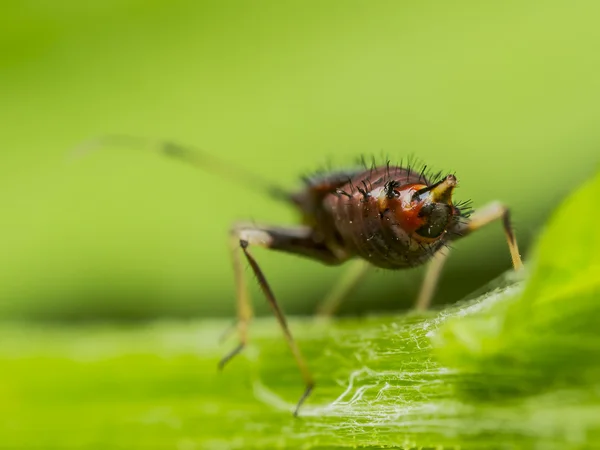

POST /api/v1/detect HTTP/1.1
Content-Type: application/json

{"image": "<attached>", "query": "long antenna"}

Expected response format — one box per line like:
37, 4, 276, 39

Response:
71, 134, 291, 202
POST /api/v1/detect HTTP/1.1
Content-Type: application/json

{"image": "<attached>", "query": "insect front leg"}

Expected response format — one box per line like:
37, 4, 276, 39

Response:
221, 223, 343, 416
414, 248, 452, 311
450, 201, 524, 270
416, 202, 524, 311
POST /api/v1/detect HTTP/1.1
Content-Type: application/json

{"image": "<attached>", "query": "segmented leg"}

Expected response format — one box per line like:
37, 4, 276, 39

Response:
220, 223, 342, 415
415, 202, 524, 311
414, 248, 451, 311
217, 230, 254, 368
315, 259, 371, 318
451, 201, 524, 270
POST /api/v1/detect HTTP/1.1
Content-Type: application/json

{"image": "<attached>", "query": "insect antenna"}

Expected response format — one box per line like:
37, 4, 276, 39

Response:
71, 134, 291, 202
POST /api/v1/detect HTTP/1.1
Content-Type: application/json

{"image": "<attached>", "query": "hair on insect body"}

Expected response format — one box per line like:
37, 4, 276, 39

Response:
74, 135, 524, 416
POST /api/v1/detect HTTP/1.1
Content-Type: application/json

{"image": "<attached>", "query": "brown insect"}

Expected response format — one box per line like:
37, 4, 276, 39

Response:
76, 136, 523, 416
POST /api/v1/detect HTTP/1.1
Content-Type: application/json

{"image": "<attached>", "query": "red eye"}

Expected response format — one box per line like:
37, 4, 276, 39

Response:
385, 184, 429, 233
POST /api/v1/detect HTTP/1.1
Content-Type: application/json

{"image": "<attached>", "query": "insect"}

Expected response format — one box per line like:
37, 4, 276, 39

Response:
75, 135, 524, 416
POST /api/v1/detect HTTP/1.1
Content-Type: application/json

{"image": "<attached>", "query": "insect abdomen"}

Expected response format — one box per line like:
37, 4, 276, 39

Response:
322, 167, 444, 269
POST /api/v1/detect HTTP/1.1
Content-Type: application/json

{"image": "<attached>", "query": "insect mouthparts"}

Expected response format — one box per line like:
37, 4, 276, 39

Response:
413, 175, 457, 204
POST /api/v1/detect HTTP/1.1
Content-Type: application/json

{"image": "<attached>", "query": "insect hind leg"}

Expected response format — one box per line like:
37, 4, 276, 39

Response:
217, 227, 257, 369
221, 223, 343, 415
219, 225, 279, 370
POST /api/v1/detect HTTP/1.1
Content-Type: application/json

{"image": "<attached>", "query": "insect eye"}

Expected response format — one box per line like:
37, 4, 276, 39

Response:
415, 203, 452, 239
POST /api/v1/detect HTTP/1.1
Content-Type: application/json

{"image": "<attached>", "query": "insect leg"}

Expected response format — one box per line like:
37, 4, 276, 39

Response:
315, 259, 371, 318
218, 230, 255, 368
414, 248, 451, 311
450, 201, 524, 270
221, 223, 343, 415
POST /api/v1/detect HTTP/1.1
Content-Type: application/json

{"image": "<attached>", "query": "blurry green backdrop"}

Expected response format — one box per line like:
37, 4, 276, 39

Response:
1, 0, 598, 321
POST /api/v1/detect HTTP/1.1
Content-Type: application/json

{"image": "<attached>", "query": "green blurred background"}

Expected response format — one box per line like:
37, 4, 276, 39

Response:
1, 0, 598, 321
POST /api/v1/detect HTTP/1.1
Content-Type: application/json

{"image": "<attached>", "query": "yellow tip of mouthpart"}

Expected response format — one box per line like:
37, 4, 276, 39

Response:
430, 175, 457, 204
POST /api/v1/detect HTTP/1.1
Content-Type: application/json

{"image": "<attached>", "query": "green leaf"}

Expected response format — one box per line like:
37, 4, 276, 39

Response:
437, 171, 600, 397
2, 172, 600, 448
